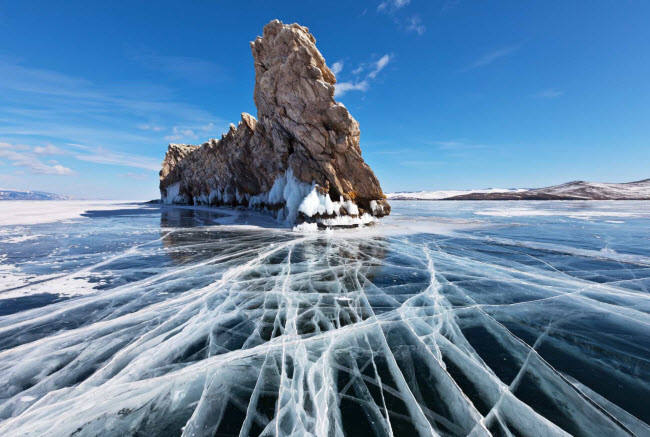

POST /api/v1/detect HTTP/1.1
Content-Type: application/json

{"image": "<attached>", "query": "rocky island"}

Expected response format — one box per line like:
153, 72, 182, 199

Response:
159, 20, 390, 226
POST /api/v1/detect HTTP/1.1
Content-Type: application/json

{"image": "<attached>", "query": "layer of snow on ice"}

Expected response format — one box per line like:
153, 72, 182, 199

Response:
0, 200, 145, 226
474, 207, 642, 219
0, 234, 42, 244
387, 188, 526, 200
293, 222, 318, 233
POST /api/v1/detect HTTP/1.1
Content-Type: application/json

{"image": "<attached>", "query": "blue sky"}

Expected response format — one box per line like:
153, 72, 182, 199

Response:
1, 1, 649, 199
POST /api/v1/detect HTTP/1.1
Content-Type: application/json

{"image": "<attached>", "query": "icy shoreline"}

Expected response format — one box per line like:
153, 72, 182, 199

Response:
162, 170, 384, 229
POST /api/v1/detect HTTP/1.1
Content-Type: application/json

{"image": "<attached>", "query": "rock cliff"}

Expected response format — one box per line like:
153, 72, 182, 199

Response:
159, 20, 390, 225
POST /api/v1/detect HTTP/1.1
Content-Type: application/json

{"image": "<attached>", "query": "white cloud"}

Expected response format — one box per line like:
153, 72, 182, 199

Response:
405, 15, 426, 35
66, 143, 93, 150
377, 0, 424, 35
431, 140, 489, 150
378, 0, 410, 13
335, 81, 369, 97
164, 122, 218, 142
0, 60, 224, 151
532, 89, 564, 99
33, 144, 64, 155
164, 126, 197, 142
74, 147, 161, 171
42, 164, 73, 175
368, 55, 391, 79
462, 43, 523, 71
199, 122, 216, 132
331, 61, 344, 76
352, 65, 365, 75
138, 124, 165, 132
126, 46, 226, 83
0, 142, 75, 175
335, 54, 392, 97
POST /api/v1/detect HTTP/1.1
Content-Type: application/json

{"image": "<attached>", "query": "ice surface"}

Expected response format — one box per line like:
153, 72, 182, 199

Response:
0, 201, 649, 436
0, 200, 145, 226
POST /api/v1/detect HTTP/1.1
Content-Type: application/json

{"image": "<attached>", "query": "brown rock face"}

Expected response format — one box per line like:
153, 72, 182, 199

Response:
159, 19, 390, 223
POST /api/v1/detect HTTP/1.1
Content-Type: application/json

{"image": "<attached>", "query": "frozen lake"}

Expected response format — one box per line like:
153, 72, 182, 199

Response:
0, 200, 649, 436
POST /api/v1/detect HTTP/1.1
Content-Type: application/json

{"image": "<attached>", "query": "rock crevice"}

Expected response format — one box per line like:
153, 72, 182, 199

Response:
159, 19, 390, 224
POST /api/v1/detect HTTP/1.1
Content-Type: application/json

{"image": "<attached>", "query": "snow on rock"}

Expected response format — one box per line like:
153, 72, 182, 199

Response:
159, 20, 390, 225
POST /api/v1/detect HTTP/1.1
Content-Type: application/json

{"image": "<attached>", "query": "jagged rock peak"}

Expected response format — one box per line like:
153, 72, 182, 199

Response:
160, 20, 390, 226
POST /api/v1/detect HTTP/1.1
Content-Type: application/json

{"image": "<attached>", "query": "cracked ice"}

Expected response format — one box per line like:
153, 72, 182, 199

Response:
0, 201, 649, 436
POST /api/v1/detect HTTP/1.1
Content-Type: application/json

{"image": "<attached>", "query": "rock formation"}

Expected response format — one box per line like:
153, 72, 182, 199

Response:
159, 20, 390, 225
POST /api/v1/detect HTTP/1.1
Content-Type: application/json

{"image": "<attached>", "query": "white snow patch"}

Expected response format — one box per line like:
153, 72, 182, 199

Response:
0, 201, 145, 226
319, 213, 376, 227
293, 222, 318, 233
1, 234, 42, 244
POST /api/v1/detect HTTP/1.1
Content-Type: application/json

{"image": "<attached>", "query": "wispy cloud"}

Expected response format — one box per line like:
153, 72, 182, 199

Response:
371, 148, 416, 155
335, 81, 369, 97
0, 60, 224, 182
399, 160, 445, 168
532, 88, 564, 99
377, 0, 410, 14
461, 43, 523, 71
368, 55, 391, 79
74, 146, 161, 171
336, 54, 392, 97
331, 61, 344, 76
126, 46, 226, 83
441, 0, 461, 11
33, 144, 65, 155
376, 0, 425, 35
138, 124, 165, 132
0, 60, 224, 131
118, 172, 149, 180
430, 140, 490, 150
0, 142, 75, 175
164, 122, 217, 143
405, 15, 426, 35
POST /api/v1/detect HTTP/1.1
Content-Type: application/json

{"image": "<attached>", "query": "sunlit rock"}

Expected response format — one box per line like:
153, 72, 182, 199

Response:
159, 20, 390, 226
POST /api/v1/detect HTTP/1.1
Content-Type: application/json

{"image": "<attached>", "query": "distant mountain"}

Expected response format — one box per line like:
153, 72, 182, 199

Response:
387, 188, 526, 201
387, 179, 650, 201
0, 189, 69, 200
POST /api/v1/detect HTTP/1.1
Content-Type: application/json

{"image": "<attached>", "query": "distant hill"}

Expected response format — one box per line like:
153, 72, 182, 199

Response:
386, 188, 526, 201
387, 179, 650, 201
0, 189, 69, 201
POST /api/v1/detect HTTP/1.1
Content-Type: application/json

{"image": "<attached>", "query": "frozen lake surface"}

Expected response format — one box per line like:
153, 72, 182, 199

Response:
0, 200, 649, 436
